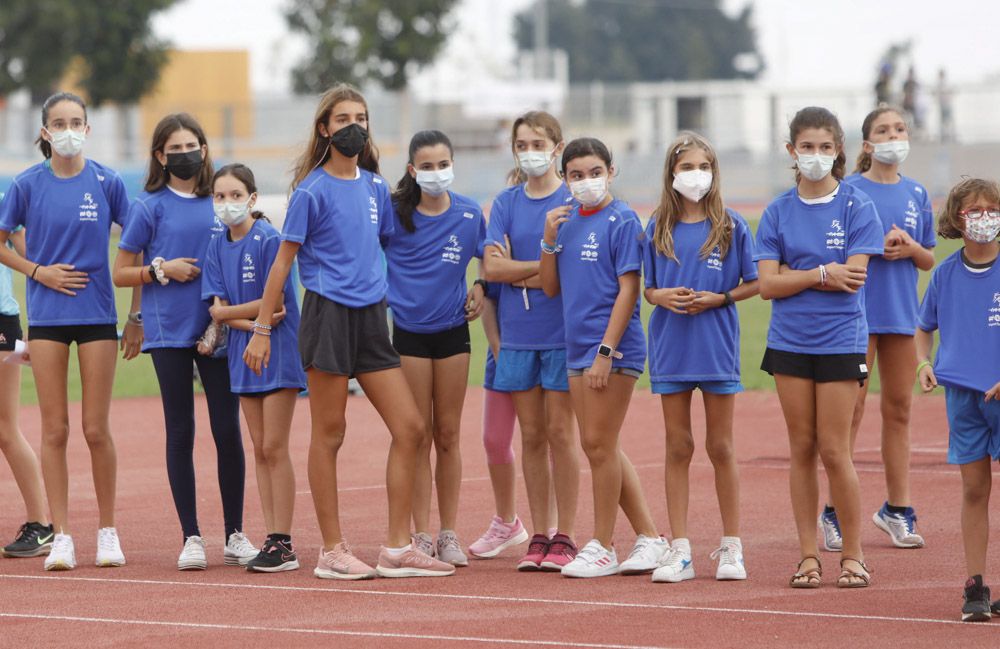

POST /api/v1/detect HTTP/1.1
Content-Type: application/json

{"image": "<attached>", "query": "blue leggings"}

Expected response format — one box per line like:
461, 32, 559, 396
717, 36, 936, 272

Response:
150, 347, 245, 541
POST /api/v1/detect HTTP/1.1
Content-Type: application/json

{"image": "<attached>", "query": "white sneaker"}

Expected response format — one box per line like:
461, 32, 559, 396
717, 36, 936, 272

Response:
178, 535, 207, 570
651, 539, 694, 583
44, 533, 76, 571
224, 531, 258, 566
710, 537, 746, 580
95, 527, 126, 567
818, 509, 843, 552
618, 535, 669, 575
561, 539, 619, 578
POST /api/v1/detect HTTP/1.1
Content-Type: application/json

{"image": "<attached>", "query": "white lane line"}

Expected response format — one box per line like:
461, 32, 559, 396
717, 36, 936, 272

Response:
1, 574, 991, 629
0, 612, 667, 649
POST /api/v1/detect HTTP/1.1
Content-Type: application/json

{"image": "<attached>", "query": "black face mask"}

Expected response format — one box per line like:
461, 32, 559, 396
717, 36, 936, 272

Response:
329, 123, 368, 158
165, 150, 204, 180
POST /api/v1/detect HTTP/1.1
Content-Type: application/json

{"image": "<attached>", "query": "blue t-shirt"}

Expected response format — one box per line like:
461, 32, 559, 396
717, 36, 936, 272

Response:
485, 184, 572, 350
643, 210, 758, 382
754, 184, 885, 355
844, 173, 936, 335
119, 188, 225, 350
282, 168, 394, 308
0, 160, 129, 326
917, 251, 1000, 394
202, 219, 307, 394
385, 192, 486, 333
0, 193, 17, 317
554, 199, 646, 372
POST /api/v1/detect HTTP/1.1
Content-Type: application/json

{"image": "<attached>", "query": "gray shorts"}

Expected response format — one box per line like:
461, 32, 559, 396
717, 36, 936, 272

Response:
566, 367, 642, 379
298, 291, 400, 378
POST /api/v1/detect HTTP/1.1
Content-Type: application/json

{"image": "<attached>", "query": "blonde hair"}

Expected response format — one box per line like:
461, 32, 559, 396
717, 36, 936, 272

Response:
650, 131, 732, 262
854, 106, 906, 173
937, 177, 1000, 240
289, 83, 380, 192
505, 110, 564, 186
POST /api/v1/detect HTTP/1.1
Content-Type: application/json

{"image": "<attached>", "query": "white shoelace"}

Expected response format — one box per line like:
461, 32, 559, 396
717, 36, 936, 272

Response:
710, 544, 739, 567
51, 535, 73, 555
182, 537, 205, 556
98, 529, 118, 552
439, 533, 461, 552
228, 532, 255, 553
660, 546, 688, 568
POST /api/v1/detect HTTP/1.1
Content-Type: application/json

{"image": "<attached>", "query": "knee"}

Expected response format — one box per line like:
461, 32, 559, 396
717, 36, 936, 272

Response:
580, 435, 613, 466
705, 436, 734, 466
261, 439, 289, 467
82, 422, 112, 448
432, 423, 460, 455
42, 421, 71, 449
962, 478, 991, 507
880, 400, 911, 430
665, 431, 695, 465
313, 419, 347, 453
393, 417, 425, 452
817, 442, 850, 474
520, 425, 547, 455
546, 420, 574, 447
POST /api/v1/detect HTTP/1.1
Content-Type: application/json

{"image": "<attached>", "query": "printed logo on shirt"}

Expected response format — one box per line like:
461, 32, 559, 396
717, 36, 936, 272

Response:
242, 253, 256, 283
989, 292, 1000, 328
441, 234, 462, 264
706, 247, 723, 272
826, 219, 845, 250
904, 200, 919, 230
78, 192, 99, 222
211, 217, 225, 234
463, 211, 475, 219
368, 195, 379, 224
580, 231, 600, 262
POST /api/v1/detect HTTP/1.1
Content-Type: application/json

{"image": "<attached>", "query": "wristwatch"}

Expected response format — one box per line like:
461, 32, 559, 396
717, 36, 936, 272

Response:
597, 344, 624, 360
722, 291, 734, 306
127, 311, 143, 326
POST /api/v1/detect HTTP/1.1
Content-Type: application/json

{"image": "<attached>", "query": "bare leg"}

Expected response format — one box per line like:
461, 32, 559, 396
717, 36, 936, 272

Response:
260, 389, 298, 535
430, 353, 470, 531
240, 396, 273, 532
703, 392, 740, 537
511, 387, 552, 535
959, 458, 992, 576
399, 356, 434, 534
30, 341, 71, 532
660, 391, 694, 538
0, 361, 48, 524
774, 374, 820, 561
305, 370, 349, 549
876, 335, 917, 506
544, 389, 578, 537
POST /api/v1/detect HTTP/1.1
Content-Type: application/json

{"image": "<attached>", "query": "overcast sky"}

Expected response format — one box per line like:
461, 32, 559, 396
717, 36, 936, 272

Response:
152, 0, 1000, 93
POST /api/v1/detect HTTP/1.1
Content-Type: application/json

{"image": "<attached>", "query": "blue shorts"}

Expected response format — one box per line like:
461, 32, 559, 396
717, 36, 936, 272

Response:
651, 380, 743, 395
945, 385, 1000, 465
493, 348, 569, 393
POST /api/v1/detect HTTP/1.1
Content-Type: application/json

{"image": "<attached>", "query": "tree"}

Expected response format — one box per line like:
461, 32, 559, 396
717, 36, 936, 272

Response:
514, 0, 763, 83
0, 0, 82, 103
285, 0, 459, 93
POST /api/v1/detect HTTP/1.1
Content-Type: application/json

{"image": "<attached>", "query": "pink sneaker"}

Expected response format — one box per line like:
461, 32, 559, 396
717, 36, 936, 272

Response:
516, 533, 551, 572
313, 541, 376, 580
469, 515, 530, 559
375, 546, 456, 578
539, 533, 577, 571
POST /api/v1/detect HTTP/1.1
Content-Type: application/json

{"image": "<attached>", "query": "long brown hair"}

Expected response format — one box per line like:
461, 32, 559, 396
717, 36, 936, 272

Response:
788, 106, 846, 183
392, 130, 453, 233
145, 113, 214, 197
937, 177, 1000, 240
854, 105, 906, 173
650, 131, 732, 262
290, 84, 380, 192
505, 110, 563, 186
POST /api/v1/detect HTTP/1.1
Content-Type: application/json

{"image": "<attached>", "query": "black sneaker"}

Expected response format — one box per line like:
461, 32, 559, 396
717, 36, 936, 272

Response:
962, 576, 991, 622
3, 522, 55, 558
246, 538, 299, 573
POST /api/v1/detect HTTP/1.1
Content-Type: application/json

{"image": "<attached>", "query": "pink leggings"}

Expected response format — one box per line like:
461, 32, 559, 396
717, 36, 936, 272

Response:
482, 388, 516, 464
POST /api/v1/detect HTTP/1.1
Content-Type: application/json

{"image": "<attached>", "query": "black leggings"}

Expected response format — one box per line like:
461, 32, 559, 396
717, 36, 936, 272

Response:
150, 347, 245, 541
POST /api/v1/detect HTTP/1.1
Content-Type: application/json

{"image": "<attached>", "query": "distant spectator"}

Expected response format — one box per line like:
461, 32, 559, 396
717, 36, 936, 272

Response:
902, 67, 922, 132
936, 69, 955, 143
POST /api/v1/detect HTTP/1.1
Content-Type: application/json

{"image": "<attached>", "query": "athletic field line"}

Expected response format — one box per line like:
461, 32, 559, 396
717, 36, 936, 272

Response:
0, 612, 667, 649
3, 574, 993, 629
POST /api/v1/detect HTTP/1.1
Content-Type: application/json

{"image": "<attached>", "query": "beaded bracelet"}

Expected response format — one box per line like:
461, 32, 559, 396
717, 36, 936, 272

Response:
818, 264, 828, 286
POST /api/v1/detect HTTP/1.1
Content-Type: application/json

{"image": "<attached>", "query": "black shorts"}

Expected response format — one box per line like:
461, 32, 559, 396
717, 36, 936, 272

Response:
761, 348, 868, 386
0, 314, 22, 351
298, 291, 400, 378
238, 387, 288, 399
28, 323, 119, 346
392, 322, 471, 360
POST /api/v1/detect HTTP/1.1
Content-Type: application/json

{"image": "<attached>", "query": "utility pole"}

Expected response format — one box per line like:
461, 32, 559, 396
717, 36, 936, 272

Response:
534, 0, 548, 79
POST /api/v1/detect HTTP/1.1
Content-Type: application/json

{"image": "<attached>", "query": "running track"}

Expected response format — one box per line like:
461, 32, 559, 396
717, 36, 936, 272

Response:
1, 389, 998, 648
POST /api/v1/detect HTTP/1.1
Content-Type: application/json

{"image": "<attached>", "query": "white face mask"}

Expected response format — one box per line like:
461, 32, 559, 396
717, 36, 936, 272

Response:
672, 170, 713, 202
796, 152, 836, 182
869, 140, 910, 165
517, 150, 555, 177
213, 199, 252, 227
45, 127, 86, 158
964, 211, 1000, 244
569, 177, 608, 207
415, 167, 454, 197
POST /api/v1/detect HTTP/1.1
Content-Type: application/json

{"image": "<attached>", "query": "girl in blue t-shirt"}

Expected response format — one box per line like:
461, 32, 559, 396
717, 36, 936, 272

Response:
202, 164, 307, 573
482, 111, 579, 572
755, 107, 884, 589
112, 113, 256, 570
915, 178, 1000, 622
642, 132, 758, 583
0, 92, 136, 571
243, 84, 454, 579
817, 107, 936, 553
385, 130, 487, 565
539, 137, 665, 579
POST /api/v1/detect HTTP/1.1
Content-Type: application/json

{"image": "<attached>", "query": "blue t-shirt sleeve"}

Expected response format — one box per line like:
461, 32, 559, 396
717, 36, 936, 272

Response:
281, 189, 314, 244
485, 193, 509, 247
119, 200, 154, 253
753, 207, 781, 262
847, 198, 885, 256
611, 213, 643, 277
733, 215, 758, 281
200, 237, 227, 302
0, 180, 27, 232
107, 173, 130, 228
642, 218, 658, 289
918, 190, 936, 249
916, 270, 939, 332
378, 182, 394, 248
261, 230, 282, 282
475, 210, 487, 258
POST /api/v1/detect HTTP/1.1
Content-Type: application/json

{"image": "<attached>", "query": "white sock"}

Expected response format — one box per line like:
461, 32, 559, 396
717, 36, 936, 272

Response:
720, 536, 742, 548
672, 537, 691, 554
385, 544, 410, 556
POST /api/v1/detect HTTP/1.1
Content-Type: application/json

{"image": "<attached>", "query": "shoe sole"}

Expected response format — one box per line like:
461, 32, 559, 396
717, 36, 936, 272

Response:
44, 561, 75, 571
375, 565, 455, 578
619, 564, 658, 576
562, 566, 620, 578
652, 568, 695, 583
2, 546, 52, 558
248, 560, 300, 573
716, 570, 747, 581
872, 513, 924, 548
224, 555, 254, 566
961, 611, 991, 622
516, 560, 543, 572
313, 567, 375, 580
469, 528, 530, 559
96, 559, 126, 567
539, 561, 570, 572
178, 561, 208, 570
444, 557, 469, 567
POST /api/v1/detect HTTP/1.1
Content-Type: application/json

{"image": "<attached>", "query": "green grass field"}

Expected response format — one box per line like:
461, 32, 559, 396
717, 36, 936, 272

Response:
11, 230, 961, 404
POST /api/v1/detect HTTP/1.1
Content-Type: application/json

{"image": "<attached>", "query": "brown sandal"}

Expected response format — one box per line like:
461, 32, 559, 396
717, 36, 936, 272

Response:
790, 555, 822, 589
837, 557, 872, 588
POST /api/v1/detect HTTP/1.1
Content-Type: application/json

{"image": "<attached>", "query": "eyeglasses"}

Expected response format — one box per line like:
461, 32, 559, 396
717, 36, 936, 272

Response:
958, 209, 1000, 220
